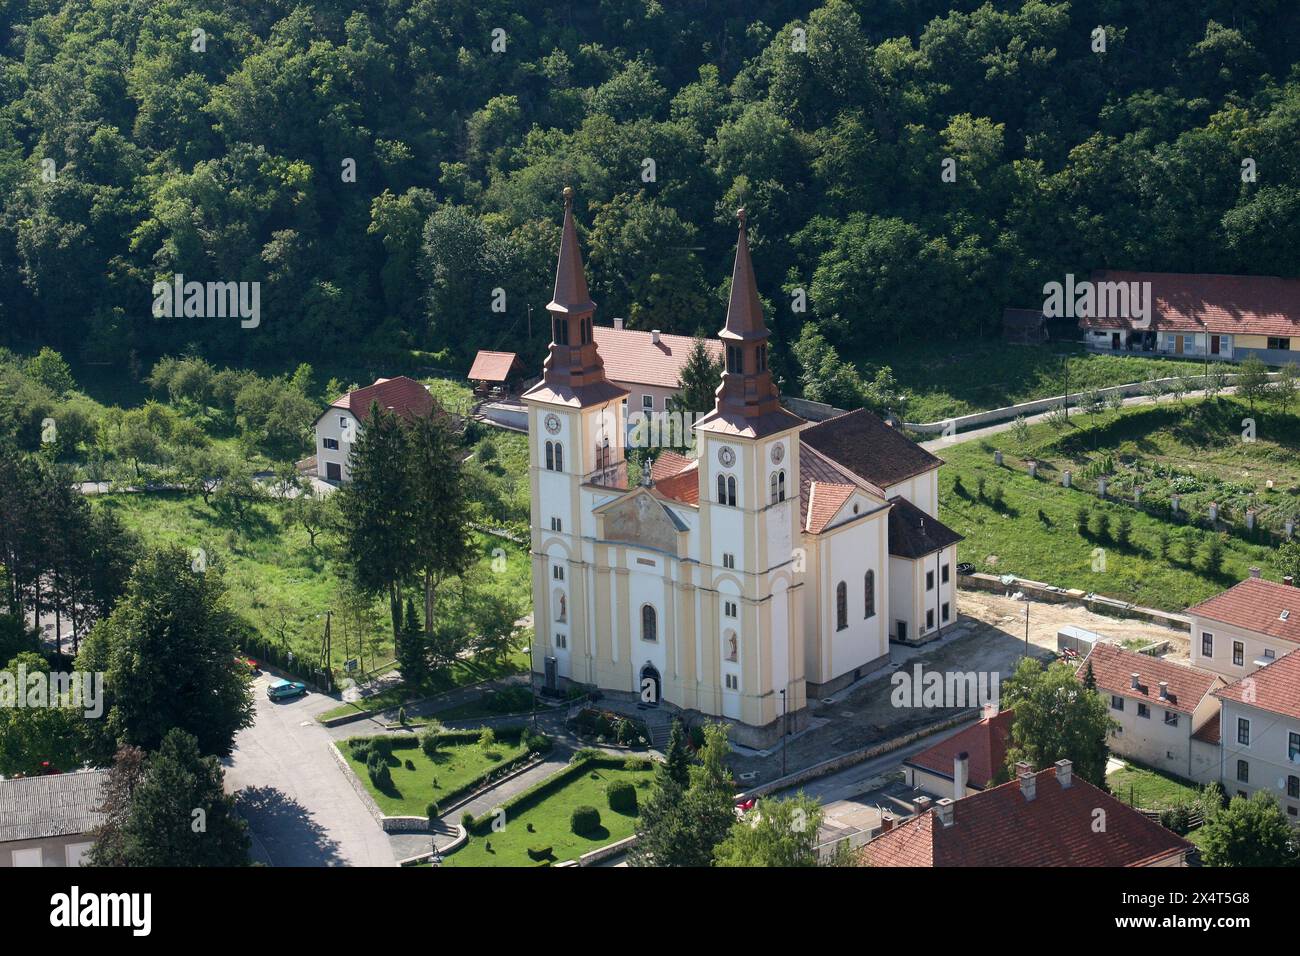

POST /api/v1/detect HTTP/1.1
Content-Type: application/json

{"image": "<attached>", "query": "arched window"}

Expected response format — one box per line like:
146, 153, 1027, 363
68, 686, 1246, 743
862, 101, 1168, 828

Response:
864, 570, 875, 619
641, 605, 657, 643
769, 472, 779, 505
554, 443, 563, 471
717, 474, 727, 504
776, 470, 786, 502
836, 581, 848, 631
726, 475, 736, 507
545, 441, 554, 470
725, 631, 738, 663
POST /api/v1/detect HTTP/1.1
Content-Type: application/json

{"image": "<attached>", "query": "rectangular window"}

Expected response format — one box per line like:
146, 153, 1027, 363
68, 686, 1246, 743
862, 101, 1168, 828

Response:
941, 602, 950, 623
1264, 648, 1276, 660
1138, 703, 1150, 719
926, 570, 935, 591
724, 600, 737, 618
553, 565, 564, 581
1289, 732, 1300, 761
1233, 641, 1244, 667
1267, 337, 1291, 351
1238, 717, 1251, 746
1111, 695, 1124, 711
1288, 776, 1299, 799
1201, 632, 1213, 657
323, 438, 339, 450
550, 517, 562, 532
1164, 711, 1178, 727
339, 416, 349, 428
555, 634, 567, 649
1237, 760, 1249, 783
722, 553, 735, 570
941, 564, 950, 584
642, 394, 654, 410
725, 674, 738, 691
926, 609, 935, 630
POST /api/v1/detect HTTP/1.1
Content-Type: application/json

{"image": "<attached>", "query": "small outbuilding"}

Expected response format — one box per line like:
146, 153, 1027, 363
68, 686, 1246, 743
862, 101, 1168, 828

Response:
468, 350, 525, 397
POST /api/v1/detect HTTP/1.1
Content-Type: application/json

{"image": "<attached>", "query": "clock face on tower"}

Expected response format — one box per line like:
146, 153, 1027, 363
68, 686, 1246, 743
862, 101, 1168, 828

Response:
770, 443, 785, 464
717, 446, 736, 468
543, 413, 561, 435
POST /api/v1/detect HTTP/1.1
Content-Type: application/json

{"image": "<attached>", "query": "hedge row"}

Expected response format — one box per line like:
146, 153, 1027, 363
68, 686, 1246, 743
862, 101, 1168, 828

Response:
465, 754, 632, 836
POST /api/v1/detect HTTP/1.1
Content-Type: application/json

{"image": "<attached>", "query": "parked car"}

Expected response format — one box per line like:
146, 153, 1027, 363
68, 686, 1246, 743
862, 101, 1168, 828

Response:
235, 656, 261, 676
267, 679, 307, 701
956, 562, 976, 575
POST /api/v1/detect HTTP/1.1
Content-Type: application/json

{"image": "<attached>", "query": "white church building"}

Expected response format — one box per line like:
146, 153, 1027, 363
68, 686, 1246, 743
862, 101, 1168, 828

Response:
524, 189, 961, 744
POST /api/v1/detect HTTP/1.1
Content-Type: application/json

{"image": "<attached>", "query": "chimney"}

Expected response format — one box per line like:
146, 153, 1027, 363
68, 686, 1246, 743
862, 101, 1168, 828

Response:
953, 751, 970, 799
880, 812, 895, 833
1158, 680, 1169, 700
1249, 566, 1261, 579
935, 798, 955, 828
1286, 576, 1295, 587
1055, 758, 1073, 788
651, 329, 661, 344
1130, 672, 1140, 690
913, 795, 932, 814
1014, 760, 1032, 778
613, 316, 625, 330
1019, 771, 1037, 801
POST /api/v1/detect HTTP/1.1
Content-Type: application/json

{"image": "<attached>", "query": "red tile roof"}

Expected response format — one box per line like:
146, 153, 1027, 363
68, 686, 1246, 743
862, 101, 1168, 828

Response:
861, 765, 1191, 867
904, 709, 1014, 791
649, 451, 700, 505
467, 350, 522, 382
806, 483, 856, 534
591, 327, 723, 391
1191, 711, 1221, 744
1079, 271, 1300, 336
1078, 643, 1221, 716
1186, 578, 1300, 645
328, 376, 434, 424
650, 451, 694, 481
801, 408, 941, 489
1214, 648, 1300, 721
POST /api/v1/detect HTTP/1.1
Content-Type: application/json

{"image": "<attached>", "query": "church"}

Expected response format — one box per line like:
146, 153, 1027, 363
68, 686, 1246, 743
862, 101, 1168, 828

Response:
524, 189, 962, 745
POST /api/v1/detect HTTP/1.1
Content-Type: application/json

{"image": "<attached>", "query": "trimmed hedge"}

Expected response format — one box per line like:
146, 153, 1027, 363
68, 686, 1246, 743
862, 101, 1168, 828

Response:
526, 844, 552, 861
466, 754, 643, 836
570, 805, 601, 835
606, 780, 637, 814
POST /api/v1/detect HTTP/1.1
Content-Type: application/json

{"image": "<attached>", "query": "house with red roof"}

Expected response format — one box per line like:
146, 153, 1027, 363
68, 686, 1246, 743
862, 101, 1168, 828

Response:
1186, 573, 1300, 681
313, 376, 434, 483
1211, 649, 1300, 820
903, 708, 1014, 799
860, 759, 1192, 867
592, 321, 724, 419
1079, 270, 1300, 364
1078, 643, 1224, 783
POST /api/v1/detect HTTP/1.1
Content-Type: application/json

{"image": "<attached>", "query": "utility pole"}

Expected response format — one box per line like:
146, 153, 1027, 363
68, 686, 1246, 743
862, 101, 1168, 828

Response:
527, 303, 533, 343
780, 688, 788, 777
1024, 601, 1030, 658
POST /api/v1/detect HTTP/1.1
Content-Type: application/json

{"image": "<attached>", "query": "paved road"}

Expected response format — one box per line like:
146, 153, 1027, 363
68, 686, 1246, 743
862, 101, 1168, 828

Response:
224, 675, 396, 867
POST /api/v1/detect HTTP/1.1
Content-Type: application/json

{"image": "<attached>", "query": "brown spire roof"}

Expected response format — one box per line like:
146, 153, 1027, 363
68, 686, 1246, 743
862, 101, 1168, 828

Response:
694, 209, 803, 440
524, 188, 627, 409
720, 208, 769, 342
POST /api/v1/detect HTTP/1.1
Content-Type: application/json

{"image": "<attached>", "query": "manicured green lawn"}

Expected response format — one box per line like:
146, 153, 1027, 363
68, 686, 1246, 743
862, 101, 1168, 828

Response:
345, 736, 528, 817
442, 761, 656, 867
862, 341, 1195, 422
940, 397, 1296, 611
1107, 762, 1202, 810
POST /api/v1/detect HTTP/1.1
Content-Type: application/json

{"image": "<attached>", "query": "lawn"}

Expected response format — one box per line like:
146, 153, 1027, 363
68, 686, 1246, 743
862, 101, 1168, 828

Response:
442, 758, 656, 867
344, 733, 530, 818
1107, 762, 1203, 810
939, 395, 1296, 610
97, 490, 533, 673
860, 340, 1196, 422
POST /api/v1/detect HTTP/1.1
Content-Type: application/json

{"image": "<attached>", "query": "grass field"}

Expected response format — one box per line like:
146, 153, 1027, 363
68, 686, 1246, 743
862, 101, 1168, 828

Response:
862, 341, 1199, 422
442, 759, 655, 867
96, 490, 533, 672
939, 395, 1298, 610
345, 736, 529, 818
1107, 762, 1203, 810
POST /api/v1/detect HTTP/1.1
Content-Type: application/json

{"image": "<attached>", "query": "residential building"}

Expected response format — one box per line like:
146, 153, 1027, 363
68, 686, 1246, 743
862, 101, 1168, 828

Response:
1212, 649, 1300, 820
860, 760, 1192, 867
523, 190, 962, 745
1079, 270, 1300, 364
313, 375, 434, 483
1186, 576, 1300, 681
1079, 642, 1224, 782
0, 770, 107, 867
903, 709, 1014, 798
592, 322, 724, 420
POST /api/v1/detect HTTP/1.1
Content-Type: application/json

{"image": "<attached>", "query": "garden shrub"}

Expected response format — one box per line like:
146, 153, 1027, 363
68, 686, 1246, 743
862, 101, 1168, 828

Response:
367, 752, 392, 788
426, 801, 440, 822
420, 731, 440, 758
570, 805, 601, 835
606, 780, 637, 814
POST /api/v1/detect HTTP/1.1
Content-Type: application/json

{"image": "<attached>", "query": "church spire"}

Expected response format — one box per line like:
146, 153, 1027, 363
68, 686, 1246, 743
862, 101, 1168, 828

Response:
721, 208, 769, 342
531, 187, 623, 403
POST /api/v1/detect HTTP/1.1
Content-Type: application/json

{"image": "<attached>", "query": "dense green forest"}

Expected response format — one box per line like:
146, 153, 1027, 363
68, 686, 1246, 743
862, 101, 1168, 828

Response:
1, 0, 1298, 385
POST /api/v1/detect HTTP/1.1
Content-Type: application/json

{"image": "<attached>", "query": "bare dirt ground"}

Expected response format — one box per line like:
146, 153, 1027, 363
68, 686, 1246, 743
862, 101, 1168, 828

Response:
729, 587, 1191, 785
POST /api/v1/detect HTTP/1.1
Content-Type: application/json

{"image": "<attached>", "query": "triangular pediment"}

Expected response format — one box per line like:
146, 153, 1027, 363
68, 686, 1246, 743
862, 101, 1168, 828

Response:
595, 487, 683, 554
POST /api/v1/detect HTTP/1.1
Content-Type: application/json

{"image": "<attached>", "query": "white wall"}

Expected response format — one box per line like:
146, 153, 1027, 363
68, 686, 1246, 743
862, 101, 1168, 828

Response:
1190, 616, 1297, 681
315, 409, 358, 482
1216, 699, 1300, 820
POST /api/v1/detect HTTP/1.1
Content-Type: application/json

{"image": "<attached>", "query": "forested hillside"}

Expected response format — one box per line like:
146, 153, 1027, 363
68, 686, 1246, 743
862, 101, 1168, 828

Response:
1, 0, 1298, 383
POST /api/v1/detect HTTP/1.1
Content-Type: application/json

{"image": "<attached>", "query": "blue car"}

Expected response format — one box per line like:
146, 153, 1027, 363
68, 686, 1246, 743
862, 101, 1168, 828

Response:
267, 679, 308, 701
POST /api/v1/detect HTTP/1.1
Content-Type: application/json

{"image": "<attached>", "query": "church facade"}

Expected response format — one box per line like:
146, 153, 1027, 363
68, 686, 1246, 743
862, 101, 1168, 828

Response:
524, 189, 961, 745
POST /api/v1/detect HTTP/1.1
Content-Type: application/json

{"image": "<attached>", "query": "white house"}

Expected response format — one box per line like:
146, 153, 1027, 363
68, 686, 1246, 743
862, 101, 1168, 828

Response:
313, 376, 434, 483
1212, 649, 1300, 821
1186, 575, 1300, 681
1079, 642, 1223, 783
523, 189, 962, 745
0, 770, 107, 867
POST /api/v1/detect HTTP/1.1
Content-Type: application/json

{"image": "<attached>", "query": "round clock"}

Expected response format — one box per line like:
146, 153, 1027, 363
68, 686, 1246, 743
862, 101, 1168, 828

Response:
770, 443, 785, 465
718, 446, 736, 468
543, 413, 561, 435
